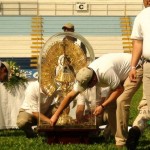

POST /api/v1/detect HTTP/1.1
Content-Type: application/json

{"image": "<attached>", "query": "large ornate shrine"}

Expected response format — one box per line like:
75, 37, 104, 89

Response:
37, 32, 99, 144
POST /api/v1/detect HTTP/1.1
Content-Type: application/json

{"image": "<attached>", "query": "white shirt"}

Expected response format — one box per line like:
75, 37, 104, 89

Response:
73, 53, 133, 92
89, 53, 132, 90
77, 86, 99, 106
21, 81, 54, 114
76, 87, 110, 110
131, 7, 150, 59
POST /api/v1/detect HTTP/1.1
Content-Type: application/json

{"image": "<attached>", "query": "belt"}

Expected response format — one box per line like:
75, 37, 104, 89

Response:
136, 64, 142, 69
144, 59, 150, 63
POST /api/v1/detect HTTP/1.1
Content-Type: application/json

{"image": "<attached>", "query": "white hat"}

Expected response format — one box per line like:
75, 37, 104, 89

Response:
1, 61, 10, 75
62, 23, 74, 30
76, 67, 93, 92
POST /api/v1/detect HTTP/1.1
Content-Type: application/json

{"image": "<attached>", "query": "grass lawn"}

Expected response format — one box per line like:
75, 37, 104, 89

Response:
0, 86, 150, 150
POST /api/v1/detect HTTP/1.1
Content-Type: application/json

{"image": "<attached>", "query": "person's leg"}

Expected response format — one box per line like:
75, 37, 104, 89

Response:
126, 126, 141, 150
143, 62, 150, 111
106, 101, 117, 137
16, 108, 37, 138
96, 113, 105, 128
126, 102, 148, 150
103, 124, 112, 140
115, 67, 142, 146
101, 111, 111, 140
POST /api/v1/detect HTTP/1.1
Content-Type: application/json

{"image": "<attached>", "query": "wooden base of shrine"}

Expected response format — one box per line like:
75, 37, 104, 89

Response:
38, 127, 99, 144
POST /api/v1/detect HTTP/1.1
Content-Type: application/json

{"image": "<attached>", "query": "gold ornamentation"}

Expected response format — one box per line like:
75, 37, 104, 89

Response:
40, 38, 87, 125
39, 31, 96, 126
41, 39, 87, 97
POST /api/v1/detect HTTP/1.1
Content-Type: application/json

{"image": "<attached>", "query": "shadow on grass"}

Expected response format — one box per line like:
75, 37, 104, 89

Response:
138, 140, 150, 150
0, 129, 25, 137
137, 132, 150, 150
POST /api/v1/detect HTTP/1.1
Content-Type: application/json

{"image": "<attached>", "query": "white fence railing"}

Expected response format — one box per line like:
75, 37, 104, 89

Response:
0, 2, 143, 16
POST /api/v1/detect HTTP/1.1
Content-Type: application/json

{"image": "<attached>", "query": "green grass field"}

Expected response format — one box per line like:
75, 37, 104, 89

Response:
0, 86, 150, 150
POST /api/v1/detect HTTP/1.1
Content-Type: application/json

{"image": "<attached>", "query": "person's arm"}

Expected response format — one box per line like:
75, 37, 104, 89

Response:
50, 90, 79, 126
32, 112, 51, 124
75, 91, 86, 122
93, 84, 124, 116
129, 39, 143, 82
76, 105, 85, 121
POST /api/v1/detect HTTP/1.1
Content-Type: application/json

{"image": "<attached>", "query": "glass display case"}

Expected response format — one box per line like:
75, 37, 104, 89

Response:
37, 32, 99, 143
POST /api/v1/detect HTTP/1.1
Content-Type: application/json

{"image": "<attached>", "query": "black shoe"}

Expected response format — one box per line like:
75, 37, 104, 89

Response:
126, 126, 141, 150
24, 127, 38, 138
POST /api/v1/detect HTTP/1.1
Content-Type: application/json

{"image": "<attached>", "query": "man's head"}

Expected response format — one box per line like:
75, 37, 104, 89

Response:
62, 23, 74, 32
0, 61, 10, 82
76, 67, 97, 92
143, 0, 150, 8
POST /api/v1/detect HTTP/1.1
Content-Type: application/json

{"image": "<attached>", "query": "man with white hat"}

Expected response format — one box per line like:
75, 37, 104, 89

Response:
0, 61, 10, 82
62, 23, 75, 32
50, 53, 143, 148
62, 22, 87, 55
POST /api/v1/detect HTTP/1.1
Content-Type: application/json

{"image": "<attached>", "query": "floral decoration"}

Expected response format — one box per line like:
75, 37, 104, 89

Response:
3, 61, 28, 94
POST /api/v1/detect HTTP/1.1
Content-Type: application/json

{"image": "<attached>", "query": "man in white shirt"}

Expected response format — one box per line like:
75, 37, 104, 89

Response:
50, 53, 143, 147
127, 0, 150, 149
16, 80, 56, 138
76, 87, 109, 123
76, 87, 111, 140
129, 0, 150, 113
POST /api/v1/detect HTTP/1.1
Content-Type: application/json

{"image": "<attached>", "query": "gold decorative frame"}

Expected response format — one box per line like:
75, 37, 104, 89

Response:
39, 32, 95, 97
